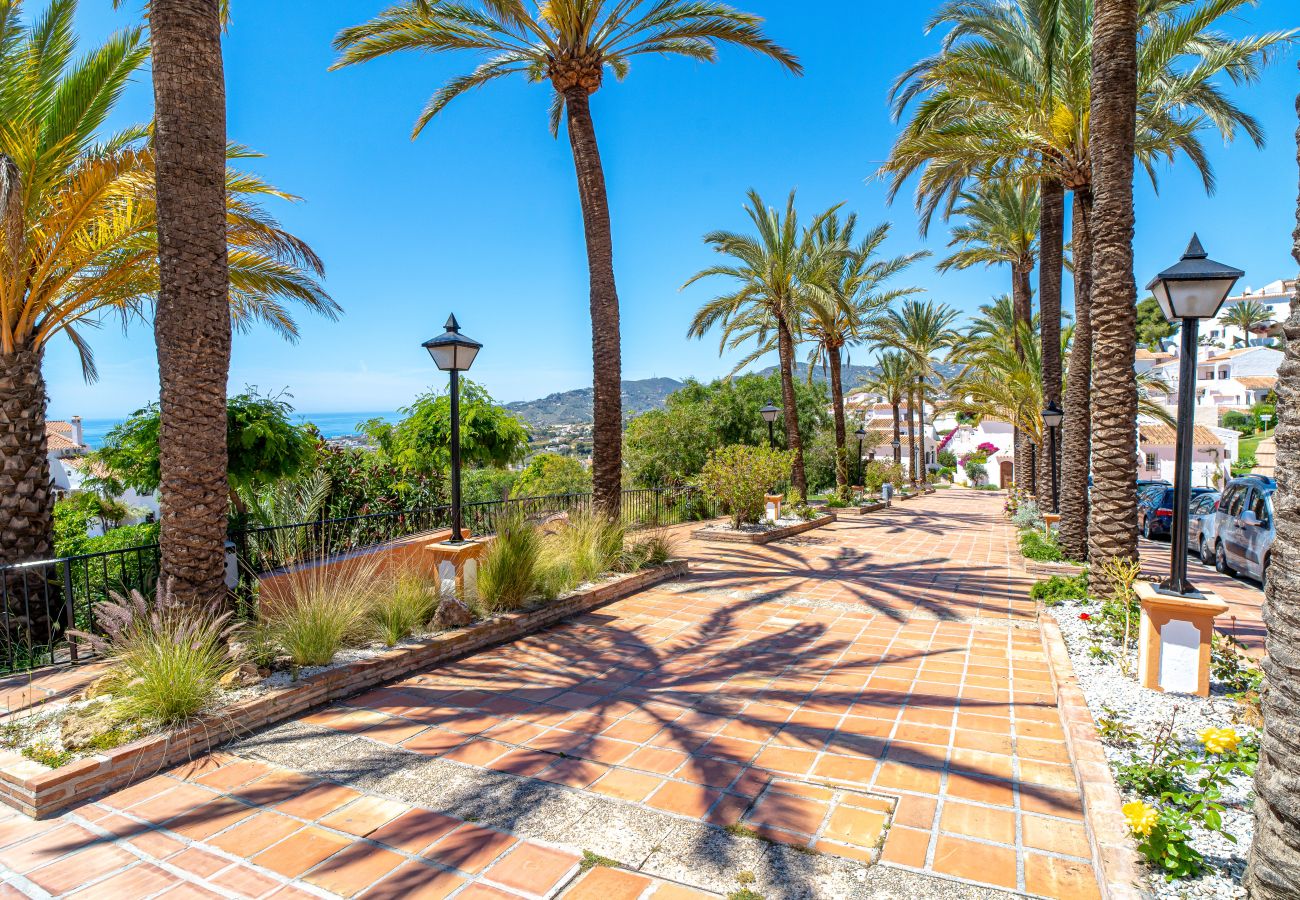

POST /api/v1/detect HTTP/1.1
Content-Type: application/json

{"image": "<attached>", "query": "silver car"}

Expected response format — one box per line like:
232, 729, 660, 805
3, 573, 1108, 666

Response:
1211, 476, 1276, 587
1187, 491, 1221, 563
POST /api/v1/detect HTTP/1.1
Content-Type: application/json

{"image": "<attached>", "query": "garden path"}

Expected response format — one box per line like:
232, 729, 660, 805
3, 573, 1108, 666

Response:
0, 489, 1102, 899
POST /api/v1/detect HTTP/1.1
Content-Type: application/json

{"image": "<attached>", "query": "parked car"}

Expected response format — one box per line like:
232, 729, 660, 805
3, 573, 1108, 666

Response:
1211, 476, 1276, 586
1186, 491, 1222, 561
1137, 486, 1218, 540
1138, 479, 1172, 492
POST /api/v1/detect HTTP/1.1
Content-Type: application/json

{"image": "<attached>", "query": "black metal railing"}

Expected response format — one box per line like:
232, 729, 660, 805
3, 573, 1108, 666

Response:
0, 487, 714, 675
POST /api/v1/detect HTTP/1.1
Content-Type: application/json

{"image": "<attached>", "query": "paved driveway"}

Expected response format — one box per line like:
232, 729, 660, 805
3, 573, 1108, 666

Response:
0, 489, 1100, 899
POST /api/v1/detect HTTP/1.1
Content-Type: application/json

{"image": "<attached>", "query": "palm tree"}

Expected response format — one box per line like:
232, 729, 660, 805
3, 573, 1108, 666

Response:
945, 325, 1045, 459
332, 2, 799, 519
1221, 299, 1274, 347
862, 352, 914, 469
1059, 185, 1093, 559
685, 191, 840, 500
792, 216, 926, 499
870, 300, 961, 485
1245, 82, 1300, 900
0, 2, 335, 571
884, 0, 1292, 564
936, 178, 1039, 492
1087, 0, 1139, 590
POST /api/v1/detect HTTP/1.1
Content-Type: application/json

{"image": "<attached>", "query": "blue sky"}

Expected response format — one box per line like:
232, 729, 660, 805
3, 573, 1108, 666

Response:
45, 0, 1299, 420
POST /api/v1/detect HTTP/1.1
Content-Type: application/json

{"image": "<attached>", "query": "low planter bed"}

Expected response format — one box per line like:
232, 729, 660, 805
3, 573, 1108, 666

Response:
1035, 581, 1263, 899
1025, 559, 1086, 577
692, 513, 836, 545
859, 500, 888, 513
0, 559, 688, 820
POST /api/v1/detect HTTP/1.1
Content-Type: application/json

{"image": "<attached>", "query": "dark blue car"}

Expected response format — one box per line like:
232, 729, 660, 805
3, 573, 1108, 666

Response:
1138, 486, 1219, 540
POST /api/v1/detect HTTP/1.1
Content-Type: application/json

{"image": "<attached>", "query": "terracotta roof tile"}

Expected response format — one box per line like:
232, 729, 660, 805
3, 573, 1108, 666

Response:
1138, 424, 1224, 447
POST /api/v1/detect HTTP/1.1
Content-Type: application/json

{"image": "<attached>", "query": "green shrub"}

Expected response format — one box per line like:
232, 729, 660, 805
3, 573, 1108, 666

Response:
696, 445, 795, 529
71, 584, 235, 725
261, 558, 379, 667
630, 530, 678, 568
1019, 528, 1064, 562
368, 570, 440, 645
938, 450, 958, 468
1011, 501, 1044, 529
863, 459, 905, 494
477, 513, 543, 613
1030, 574, 1088, 605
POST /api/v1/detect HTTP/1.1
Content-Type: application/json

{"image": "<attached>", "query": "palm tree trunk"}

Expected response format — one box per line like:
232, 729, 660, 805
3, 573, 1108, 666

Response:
892, 401, 902, 466
775, 317, 807, 499
150, 0, 232, 607
0, 348, 53, 567
917, 378, 928, 483
1086, 0, 1140, 595
1244, 83, 1300, 900
1012, 263, 1033, 496
1058, 188, 1093, 561
829, 347, 849, 499
563, 88, 623, 519
906, 383, 918, 485
1039, 177, 1066, 507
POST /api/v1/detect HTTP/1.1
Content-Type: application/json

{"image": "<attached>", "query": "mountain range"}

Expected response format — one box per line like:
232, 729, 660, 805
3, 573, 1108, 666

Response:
506, 362, 966, 427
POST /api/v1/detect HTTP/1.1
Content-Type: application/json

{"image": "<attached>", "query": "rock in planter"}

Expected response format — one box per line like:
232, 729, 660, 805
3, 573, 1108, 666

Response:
60, 701, 130, 752
79, 673, 116, 702
434, 596, 475, 629
218, 662, 262, 689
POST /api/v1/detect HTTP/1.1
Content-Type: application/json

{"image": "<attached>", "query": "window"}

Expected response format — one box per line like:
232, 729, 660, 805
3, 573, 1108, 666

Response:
1227, 487, 1249, 517
1144, 452, 1159, 470
1249, 490, 1271, 526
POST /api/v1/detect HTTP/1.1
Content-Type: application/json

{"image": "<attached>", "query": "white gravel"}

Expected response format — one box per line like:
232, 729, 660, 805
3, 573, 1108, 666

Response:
1048, 593, 1258, 899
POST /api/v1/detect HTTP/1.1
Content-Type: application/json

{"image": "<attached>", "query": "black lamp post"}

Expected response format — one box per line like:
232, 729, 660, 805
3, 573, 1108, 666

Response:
1042, 401, 1063, 514
855, 426, 867, 486
1147, 235, 1243, 595
892, 438, 901, 466
422, 314, 482, 546
760, 402, 781, 449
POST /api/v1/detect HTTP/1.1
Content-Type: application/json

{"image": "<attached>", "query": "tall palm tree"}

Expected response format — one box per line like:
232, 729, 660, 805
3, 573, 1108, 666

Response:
1087, 0, 1139, 590
884, 0, 1292, 562
1059, 184, 1093, 559
1245, 81, 1300, 900
685, 191, 841, 500
870, 300, 961, 485
1, 3, 335, 572
796, 216, 926, 498
1221, 299, 1274, 347
862, 351, 914, 468
332, 2, 799, 518
0, 1, 335, 573
937, 177, 1040, 492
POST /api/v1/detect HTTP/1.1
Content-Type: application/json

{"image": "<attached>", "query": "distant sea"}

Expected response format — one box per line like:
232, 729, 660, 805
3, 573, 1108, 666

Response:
76, 412, 401, 450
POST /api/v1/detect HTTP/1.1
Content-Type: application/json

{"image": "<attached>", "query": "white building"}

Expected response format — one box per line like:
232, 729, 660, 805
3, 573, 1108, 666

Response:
847, 398, 937, 478
1137, 422, 1237, 489
46, 418, 87, 496
1147, 346, 1280, 417
940, 419, 1016, 488
1203, 279, 1295, 349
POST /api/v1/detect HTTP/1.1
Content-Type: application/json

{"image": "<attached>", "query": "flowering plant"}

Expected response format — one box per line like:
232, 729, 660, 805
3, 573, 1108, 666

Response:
1079, 612, 1091, 621
976, 442, 1000, 456
1197, 727, 1240, 755
1123, 801, 1158, 836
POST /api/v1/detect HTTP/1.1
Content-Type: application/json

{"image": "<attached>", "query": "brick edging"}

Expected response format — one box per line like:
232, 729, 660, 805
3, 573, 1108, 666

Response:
691, 513, 837, 545
0, 560, 689, 820
1036, 611, 1149, 900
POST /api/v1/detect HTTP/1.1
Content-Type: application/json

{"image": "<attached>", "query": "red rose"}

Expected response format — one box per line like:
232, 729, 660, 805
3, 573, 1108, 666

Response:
1079, 613, 1091, 621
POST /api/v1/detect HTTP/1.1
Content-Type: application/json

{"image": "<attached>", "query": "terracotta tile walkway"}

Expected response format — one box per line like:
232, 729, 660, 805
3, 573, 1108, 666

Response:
0, 489, 1104, 898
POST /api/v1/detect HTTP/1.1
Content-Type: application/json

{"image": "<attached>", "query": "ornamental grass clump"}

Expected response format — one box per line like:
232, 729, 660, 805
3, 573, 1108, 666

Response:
535, 511, 626, 599
477, 512, 543, 613
71, 582, 236, 726
368, 569, 441, 646
696, 445, 795, 529
261, 556, 380, 667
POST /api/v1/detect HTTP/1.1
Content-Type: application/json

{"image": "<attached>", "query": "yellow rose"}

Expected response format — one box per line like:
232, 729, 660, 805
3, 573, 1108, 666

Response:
1123, 800, 1158, 837
1198, 727, 1240, 755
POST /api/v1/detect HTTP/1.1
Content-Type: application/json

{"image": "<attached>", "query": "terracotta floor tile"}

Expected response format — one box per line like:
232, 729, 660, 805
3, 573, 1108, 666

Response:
442, 738, 512, 766
1021, 813, 1091, 857
26, 843, 138, 895
319, 796, 408, 837
880, 825, 930, 867
125, 783, 221, 826
1024, 851, 1102, 900
169, 846, 232, 878
252, 826, 352, 878
939, 800, 1016, 845
746, 792, 829, 835
210, 865, 285, 898
0, 824, 100, 873
823, 805, 888, 848
425, 824, 517, 873
1020, 785, 1085, 820
537, 758, 608, 788
487, 749, 557, 777
562, 865, 654, 900
363, 719, 430, 745
67, 863, 176, 898
753, 747, 817, 776
812, 754, 877, 785
484, 841, 581, 894
126, 828, 187, 859
645, 781, 721, 817
362, 861, 466, 899
276, 781, 365, 819
873, 762, 942, 795
931, 834, 1018, 889
193, 759, 274, 790
305, 841, 405, 897
402, 728, 469, 756
209, 811, 302, 857
946, 773, 1015, 808
368, 808, 463, 854
590, 769, 663, 802
455, 885, 529, 899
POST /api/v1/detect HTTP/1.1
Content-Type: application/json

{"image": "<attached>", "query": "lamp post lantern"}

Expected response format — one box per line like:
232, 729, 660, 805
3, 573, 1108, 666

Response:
422, 314, 482, 546
1042, 401, 1064, 514
892, 438, 902, 466
1147, 235, 1243, 595
855, 426, 867, 486
760, 402, 781, 449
